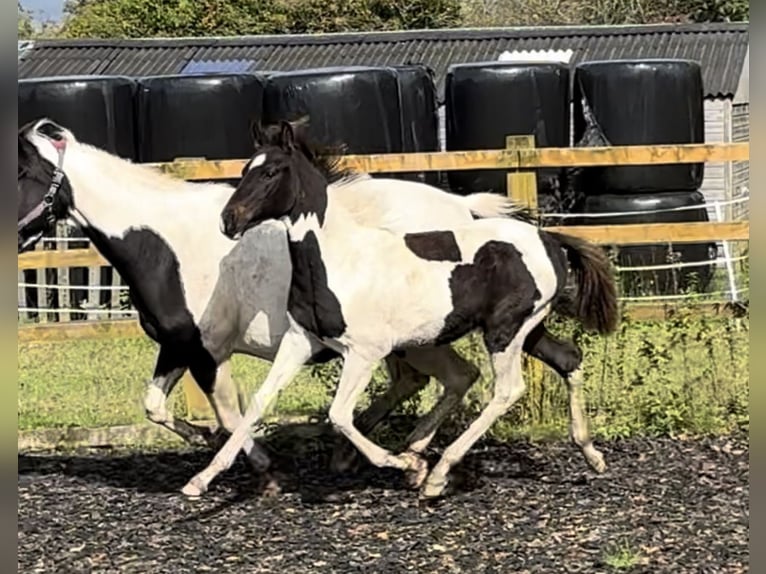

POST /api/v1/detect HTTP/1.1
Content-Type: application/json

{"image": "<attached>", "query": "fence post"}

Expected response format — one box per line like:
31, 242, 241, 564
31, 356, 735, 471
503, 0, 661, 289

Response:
506, 135, 546, 404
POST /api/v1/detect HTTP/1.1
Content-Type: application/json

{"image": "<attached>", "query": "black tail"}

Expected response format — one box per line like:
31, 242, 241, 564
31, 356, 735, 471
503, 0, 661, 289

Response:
547, 231, 619, 335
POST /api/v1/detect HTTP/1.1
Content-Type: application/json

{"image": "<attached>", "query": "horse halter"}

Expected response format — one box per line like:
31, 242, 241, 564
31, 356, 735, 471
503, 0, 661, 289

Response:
17, 137, 68, 247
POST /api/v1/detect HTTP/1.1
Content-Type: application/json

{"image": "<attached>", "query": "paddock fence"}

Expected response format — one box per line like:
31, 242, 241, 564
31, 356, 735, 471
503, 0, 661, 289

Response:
17, 140, 749, 417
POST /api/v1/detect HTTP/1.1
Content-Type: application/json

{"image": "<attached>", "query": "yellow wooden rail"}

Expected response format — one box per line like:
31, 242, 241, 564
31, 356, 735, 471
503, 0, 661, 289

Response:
17, 221, 749, 271
148, 142, 749, 180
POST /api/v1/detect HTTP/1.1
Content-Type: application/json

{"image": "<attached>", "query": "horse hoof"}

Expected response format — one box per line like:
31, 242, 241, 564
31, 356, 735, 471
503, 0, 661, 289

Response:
404, 455, 429, 489
587, 451, 607, 474
181, 478, 206, 498
260, 473, 282, 498
419, 475, 447, 499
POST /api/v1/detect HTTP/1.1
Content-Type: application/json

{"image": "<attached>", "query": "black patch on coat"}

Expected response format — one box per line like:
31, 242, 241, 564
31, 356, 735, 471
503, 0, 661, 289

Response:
404, 231, 462, 262
435, 240, 541, 355
84, 227, 218, 392
287, 231, 347, 339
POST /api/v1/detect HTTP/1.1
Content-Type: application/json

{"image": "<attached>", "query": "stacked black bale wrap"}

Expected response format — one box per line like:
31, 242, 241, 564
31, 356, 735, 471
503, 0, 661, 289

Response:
391, 64, 441, 186
18, 75, 138, 318
444, 61, 570, 211
570, 59, 714, 295
263, 66, 404, 171
136, 73, 266, 184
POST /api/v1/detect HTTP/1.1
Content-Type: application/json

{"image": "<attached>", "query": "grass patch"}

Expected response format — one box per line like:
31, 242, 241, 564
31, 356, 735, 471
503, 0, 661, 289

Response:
18, 306, 748, 441
602, 539, 645, 570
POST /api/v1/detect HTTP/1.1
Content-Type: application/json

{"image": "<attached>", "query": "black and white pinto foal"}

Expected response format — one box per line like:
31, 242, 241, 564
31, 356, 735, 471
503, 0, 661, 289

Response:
184, 120, 619, 498
17, 118, 525, 476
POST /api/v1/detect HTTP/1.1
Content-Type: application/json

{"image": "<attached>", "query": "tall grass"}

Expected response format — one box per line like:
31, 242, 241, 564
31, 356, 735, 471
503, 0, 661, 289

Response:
18, 302, 748, 442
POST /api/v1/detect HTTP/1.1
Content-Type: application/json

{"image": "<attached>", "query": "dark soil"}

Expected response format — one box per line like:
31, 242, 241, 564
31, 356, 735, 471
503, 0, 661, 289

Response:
18, 426, 748, 574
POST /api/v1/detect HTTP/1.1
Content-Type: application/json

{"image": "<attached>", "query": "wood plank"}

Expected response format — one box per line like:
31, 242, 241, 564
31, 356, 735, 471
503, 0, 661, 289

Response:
146, 142, 749, 179
547, 221, 749, 245
18, 248, 108, 270
17, 221, 750, 272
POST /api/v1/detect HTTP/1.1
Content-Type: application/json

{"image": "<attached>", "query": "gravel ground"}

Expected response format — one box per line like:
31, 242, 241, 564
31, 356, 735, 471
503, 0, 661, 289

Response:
18, 425, 748, 574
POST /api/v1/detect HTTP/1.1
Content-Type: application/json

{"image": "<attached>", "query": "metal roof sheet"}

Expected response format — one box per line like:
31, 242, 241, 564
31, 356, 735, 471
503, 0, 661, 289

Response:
18, 23, 748, 99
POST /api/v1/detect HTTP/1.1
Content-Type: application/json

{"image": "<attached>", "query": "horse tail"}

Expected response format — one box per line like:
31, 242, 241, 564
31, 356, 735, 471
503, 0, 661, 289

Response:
459, 193, 521, 219
547, 231, 619, 335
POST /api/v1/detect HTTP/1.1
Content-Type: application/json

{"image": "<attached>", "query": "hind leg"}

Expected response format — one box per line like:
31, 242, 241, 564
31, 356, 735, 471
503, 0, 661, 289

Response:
329, 353, 430, 473
421, 310, 546, 498
395, 346, 480, 488
522, 325, 605, 473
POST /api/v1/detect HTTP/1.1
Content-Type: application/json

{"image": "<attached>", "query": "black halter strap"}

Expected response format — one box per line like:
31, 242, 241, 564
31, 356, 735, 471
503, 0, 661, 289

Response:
18, 137, 67, 233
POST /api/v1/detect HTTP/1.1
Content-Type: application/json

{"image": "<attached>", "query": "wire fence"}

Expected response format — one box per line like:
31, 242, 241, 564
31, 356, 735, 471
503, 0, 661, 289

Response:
17, 192, 749, 324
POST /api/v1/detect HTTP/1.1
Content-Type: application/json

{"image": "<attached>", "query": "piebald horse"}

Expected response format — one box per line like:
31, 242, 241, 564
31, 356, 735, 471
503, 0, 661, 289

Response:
183, 120, 618, 498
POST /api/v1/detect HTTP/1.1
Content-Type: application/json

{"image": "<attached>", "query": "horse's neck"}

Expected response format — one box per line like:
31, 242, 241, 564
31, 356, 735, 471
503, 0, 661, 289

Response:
62, 144, 235, 318
64, 143, 230, 239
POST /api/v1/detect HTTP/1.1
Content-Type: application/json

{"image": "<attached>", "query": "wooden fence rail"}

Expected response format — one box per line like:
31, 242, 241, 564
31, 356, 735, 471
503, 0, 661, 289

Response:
149, 142, 749, 179
17, 142, 751, 271
18, 141, 750, 421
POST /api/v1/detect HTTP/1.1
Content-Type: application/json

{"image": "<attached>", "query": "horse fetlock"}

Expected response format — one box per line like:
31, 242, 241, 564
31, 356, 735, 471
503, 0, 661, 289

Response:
583, 444, 607, 473
401, 451, 429, 489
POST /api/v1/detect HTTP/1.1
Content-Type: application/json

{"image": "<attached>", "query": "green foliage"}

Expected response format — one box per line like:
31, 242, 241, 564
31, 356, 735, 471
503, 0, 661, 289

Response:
57, 0, 461, 39
461, 0, 748, 27
18, 308, 749, 445
18, 2, 34, 39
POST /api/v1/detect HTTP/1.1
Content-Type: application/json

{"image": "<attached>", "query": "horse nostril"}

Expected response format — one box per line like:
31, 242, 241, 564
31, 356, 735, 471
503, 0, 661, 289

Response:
220, 211, 233, 236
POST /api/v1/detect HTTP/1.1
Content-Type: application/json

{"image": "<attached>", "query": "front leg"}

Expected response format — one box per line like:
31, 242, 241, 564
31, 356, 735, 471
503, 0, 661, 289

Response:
144, 345, 217, 447
181, 323, 321, 497
327, 351, 424, 476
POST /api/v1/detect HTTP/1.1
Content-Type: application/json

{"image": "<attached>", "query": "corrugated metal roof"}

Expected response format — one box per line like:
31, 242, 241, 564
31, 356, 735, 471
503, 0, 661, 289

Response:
18, 23, 748, 99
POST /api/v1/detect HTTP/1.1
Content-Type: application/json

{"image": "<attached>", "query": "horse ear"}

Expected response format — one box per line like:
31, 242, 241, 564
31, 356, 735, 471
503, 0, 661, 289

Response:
280, 120, 296, 151
250, 119, 266, 148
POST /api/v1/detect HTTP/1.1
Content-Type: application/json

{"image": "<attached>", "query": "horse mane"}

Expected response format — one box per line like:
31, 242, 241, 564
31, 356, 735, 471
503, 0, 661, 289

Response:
258, 119, 364, 186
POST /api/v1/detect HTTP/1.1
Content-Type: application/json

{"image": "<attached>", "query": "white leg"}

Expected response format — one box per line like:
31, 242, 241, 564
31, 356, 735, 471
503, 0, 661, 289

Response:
329, 354, 429, 473
328, 352, 423, 474
421, 313, 545, 498
207, 360, 271, 472
181, 326, 319, 497
567, 367, 606, 473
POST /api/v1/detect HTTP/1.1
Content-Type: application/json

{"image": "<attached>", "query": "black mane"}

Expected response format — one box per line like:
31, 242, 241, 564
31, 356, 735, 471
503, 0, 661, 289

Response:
257, 117, 543, 226
258, 120, 356, 185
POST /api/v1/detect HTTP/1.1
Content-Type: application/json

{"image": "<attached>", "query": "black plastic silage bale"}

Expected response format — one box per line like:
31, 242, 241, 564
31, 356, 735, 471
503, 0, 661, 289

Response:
445, 61, 570, 199
263, 66, 404, 162
567, 190, 716, 295
135, 73, 266, 164
390, 64, 440, 186
573, 59, 705, 194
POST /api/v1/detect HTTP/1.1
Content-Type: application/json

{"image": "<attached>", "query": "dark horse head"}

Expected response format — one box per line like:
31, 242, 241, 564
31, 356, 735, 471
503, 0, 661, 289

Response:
220, 119, 351, 239
17, 119, 74, 253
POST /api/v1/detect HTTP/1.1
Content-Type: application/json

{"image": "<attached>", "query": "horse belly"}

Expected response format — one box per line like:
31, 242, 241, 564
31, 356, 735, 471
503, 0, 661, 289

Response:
334, 264, 456, 351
